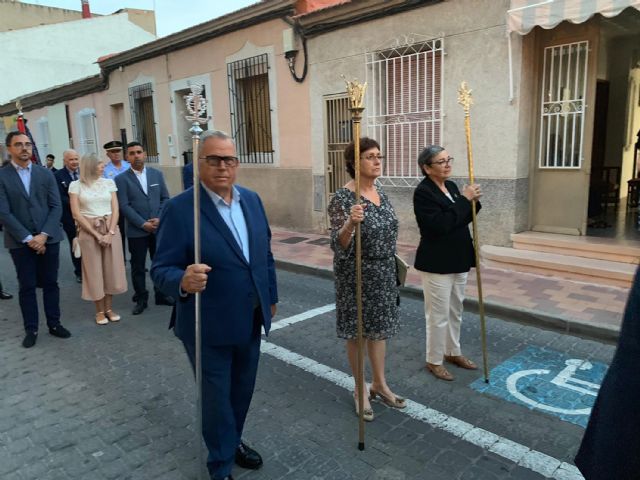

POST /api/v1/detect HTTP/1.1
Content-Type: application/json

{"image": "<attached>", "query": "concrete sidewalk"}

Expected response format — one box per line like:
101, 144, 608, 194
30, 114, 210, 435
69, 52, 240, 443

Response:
271, 228, 629, 342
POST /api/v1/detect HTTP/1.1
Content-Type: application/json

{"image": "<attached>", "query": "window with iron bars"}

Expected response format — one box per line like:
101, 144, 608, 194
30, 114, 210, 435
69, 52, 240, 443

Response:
227, 54, 274, 164
538, 41, 588, 169
128, 82, 159, 163
366, 37, 443, 187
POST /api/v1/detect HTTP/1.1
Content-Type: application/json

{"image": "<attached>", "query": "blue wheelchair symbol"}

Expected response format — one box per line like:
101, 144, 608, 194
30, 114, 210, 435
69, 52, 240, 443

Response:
471, 346, 608, 427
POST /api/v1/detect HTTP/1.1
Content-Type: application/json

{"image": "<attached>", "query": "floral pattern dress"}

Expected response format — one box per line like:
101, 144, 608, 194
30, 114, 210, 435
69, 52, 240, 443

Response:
328, 185, 400, 340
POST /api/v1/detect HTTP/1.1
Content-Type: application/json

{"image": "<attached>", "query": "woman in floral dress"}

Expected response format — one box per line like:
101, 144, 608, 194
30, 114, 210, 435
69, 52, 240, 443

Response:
328, 137, 405, 422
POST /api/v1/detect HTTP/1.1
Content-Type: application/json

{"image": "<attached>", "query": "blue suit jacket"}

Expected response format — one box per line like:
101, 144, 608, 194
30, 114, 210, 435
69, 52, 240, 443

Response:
0, 163, 63, 249
182, 162, 193, 190
54, 168, 76, 231
115, 167, 170, 238
150, 184, 278, 347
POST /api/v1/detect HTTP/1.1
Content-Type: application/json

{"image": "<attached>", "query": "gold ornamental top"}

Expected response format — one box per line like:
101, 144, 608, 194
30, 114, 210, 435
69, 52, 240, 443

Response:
457, 81, 473, 116
344, 78, 367, 110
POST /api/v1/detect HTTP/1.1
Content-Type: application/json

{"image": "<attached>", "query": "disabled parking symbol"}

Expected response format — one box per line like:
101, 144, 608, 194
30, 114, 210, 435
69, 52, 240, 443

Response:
470, 346, 608, 427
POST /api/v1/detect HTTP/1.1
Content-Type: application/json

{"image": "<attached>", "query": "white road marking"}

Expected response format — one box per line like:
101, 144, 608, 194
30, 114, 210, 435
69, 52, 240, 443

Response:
269, 303, 335, 332
263, 307, 585, 480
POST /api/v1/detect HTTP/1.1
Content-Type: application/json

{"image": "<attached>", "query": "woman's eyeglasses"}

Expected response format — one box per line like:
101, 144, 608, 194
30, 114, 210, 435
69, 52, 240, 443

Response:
431, 157, 454, 166
361, 154, 385, 162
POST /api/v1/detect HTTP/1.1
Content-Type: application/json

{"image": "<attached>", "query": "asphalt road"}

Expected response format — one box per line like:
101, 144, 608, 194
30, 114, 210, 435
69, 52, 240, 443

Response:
0, 247, 616, 479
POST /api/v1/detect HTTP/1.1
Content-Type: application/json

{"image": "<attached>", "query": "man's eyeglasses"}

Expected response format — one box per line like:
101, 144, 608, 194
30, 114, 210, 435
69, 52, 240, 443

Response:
361, 154, 385, 162
199, 155, 239, 167
11, 142, 33, 149
431, 157, 454, 166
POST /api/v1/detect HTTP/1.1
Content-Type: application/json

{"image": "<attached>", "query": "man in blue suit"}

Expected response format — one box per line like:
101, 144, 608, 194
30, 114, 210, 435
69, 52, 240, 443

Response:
182, 160, 193, 190
116, 141, 173, 315
151, 130, 277, 480
0, 132, 71, 348
54, 149, 82, 283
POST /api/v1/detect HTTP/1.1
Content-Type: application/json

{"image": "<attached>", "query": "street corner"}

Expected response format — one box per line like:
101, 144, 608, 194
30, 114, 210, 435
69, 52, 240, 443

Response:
470, 346, 608, 427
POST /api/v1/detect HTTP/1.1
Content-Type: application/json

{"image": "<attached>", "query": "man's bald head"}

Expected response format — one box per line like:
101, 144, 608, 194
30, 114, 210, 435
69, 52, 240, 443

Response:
63, 149, 80, 171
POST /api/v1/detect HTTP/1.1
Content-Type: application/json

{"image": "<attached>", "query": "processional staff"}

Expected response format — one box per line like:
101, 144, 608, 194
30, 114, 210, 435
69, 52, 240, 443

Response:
184, 84, 211, 479
345, 78, 367, 450
457, 81, 489, 383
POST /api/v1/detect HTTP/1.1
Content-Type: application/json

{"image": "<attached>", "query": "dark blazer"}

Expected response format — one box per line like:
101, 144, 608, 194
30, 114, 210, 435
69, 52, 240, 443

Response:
575, 266, 640, 479
54, 168, 77, 230
413, 176, 481, 274
115, 167, 170, 238
0, 163, 63, 249
151, 184, 278, 347
182, 162, 193, 190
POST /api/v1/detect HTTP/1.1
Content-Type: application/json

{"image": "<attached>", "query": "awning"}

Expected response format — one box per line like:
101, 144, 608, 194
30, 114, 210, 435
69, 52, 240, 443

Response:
507, 0, 640, 35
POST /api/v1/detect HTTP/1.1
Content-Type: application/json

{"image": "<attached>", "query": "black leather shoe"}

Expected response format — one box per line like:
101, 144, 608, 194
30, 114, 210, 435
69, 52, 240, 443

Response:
132, 301, 147, 315
22, 331, 37, 348
0, 290, 12, 300
155, 295, 175, 306
235, 442, 262, 470
49, 325, 71, 339
75, 275, 82, 284
209, 475, 233, 480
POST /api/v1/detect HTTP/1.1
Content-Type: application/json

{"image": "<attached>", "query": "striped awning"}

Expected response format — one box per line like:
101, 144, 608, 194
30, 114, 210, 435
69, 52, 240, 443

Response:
507, 0, 640, 34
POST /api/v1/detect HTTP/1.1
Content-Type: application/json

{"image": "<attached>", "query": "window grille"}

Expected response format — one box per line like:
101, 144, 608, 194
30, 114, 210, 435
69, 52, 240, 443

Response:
227, 54, 274, 164
539, 41, 588, 169
77, 109, 98, 155
366, 37, 443, 187
129, 82, 159, 163
37, 118, 51, 158
325, 94, 353, 195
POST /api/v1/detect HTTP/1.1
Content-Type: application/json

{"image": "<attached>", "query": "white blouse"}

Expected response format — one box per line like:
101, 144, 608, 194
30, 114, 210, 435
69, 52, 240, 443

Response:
69, 178, 117, 217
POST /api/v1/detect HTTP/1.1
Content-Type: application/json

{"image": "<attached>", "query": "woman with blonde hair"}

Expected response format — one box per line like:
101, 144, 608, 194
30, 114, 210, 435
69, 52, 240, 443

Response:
69, 153, 127, 324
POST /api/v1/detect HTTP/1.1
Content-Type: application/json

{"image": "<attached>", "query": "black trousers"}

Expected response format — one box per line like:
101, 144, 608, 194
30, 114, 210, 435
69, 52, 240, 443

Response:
62, 221, 82, 277
128, 235, 159, 302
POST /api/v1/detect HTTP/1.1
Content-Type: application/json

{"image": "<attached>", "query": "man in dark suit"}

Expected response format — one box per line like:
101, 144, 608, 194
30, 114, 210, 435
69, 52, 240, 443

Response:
0, 131, 71, 348
116, 141, 173, 315
575, 266, 640, 479
54, 149, 82, 283
182, 161, 193, 190
45, 154, 57, 172
151, 130, 278, 480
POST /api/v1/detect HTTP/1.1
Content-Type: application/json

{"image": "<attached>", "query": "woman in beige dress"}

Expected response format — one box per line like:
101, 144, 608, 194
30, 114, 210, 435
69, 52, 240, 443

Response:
69, 154, 127, 324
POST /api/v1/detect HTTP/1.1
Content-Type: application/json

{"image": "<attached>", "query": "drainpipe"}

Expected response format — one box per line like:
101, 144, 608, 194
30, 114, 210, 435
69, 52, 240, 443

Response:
81, 0, 91, 19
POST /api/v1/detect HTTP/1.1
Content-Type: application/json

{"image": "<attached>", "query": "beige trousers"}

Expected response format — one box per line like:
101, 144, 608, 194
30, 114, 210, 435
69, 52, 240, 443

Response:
420, 271, 468, 365
78, 215, 127, 301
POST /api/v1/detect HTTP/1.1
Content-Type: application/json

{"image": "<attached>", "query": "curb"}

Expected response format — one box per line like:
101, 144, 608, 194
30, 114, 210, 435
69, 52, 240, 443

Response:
275, 259, 620, 344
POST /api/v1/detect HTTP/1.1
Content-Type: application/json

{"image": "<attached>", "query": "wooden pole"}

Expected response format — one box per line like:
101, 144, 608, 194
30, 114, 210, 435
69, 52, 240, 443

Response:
457, 82, 489, 383
345, 79, 367, 450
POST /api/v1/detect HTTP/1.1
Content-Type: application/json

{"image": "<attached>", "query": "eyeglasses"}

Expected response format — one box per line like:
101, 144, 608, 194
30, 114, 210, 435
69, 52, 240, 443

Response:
199, 155, 239, 167
361, 154, 385, 162
430, 157, 454, 166
11, 142, 33, 149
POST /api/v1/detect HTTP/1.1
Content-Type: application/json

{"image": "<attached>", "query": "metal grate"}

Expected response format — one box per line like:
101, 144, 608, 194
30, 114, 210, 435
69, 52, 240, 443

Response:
227, 54, 274, 164
538, 41, 588, 169
366, 36, 443, 187
325, 94, 352, 195
129, 83, 159, 163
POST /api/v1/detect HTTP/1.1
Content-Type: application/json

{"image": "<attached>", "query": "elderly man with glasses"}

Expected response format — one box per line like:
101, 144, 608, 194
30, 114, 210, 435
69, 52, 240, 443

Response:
151, 130, 277, 480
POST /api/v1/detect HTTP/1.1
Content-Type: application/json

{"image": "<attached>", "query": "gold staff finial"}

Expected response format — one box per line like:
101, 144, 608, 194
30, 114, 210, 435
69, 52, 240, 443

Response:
15, 100, 23, 114
457, 81, 473, 116
343, 77, 367, 110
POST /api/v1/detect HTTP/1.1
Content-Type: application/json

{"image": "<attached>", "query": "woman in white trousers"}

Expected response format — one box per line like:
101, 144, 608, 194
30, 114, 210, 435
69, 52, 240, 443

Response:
412, 145, 482, 381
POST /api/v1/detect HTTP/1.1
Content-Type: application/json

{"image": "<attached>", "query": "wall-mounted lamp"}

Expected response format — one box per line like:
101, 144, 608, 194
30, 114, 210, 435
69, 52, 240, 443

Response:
283, 26, 307, 83
118, 65, 124, 72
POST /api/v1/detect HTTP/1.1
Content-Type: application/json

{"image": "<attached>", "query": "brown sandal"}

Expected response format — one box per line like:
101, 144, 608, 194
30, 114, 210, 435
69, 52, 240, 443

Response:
444, 355, 478, 370
426, 363, 454, 381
